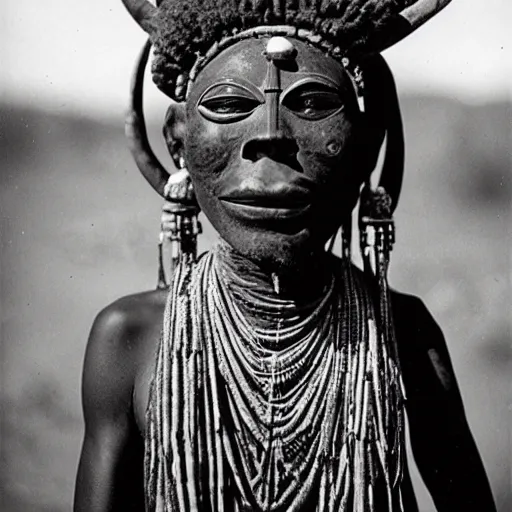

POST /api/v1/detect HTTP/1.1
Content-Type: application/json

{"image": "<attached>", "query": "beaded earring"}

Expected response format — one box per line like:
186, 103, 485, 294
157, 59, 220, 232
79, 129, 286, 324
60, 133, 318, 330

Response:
358, 181, 401, 369
156, 159, 201, 289
359, 182, 395, 280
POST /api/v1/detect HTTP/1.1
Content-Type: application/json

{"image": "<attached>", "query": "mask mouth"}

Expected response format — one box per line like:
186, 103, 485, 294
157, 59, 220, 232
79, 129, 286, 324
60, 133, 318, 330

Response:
220, 182, 313, 209
219, 185, 314, 222
220, 200, 311, 222
224, 197, 309, 209
220, 189, 311, 208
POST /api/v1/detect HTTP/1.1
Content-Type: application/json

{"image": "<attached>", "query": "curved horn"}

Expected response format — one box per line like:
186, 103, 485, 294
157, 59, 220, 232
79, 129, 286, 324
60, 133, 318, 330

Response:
400, 0, 453, 30
125, 39, 171, 198
121, 0, 158, 34
363, 55, 404, 214
377, 58, 404, 214
373, 0, 452, 52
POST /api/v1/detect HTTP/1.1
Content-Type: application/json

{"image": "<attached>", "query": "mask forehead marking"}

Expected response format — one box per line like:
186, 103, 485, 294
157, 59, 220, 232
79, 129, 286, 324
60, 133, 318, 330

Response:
263, 37, 297, 137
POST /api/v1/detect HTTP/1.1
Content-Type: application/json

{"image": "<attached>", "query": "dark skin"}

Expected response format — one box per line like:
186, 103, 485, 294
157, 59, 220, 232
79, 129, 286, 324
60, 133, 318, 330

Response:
75, 38, 496, 511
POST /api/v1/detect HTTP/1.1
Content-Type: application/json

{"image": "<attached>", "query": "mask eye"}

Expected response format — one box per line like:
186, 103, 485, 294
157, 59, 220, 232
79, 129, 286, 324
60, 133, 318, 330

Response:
282, 83, 344, 121
198, 84, 263, 123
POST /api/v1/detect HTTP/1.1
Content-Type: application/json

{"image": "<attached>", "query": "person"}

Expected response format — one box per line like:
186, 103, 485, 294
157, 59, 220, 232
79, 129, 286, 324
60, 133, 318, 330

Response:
74, 1, 497, 510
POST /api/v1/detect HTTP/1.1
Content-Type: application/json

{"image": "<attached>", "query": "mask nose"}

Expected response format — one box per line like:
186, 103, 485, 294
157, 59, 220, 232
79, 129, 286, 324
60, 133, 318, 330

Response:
241, 134, 300, 167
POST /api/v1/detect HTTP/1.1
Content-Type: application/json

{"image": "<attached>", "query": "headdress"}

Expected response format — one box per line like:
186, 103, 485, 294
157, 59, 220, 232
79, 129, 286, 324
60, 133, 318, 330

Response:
123, 0, 451, 101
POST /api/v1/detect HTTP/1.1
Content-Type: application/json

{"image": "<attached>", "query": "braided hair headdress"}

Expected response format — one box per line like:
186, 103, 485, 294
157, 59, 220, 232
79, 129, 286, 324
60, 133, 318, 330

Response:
124, 0, 451, 100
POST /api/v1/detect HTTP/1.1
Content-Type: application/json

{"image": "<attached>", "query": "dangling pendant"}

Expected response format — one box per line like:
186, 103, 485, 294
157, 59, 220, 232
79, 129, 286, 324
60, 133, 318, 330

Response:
359, 185, 395, 277
271, 272, 280, 295
156, 231, 168, 289
162, 166, 202, 272
158, 202, 201, 289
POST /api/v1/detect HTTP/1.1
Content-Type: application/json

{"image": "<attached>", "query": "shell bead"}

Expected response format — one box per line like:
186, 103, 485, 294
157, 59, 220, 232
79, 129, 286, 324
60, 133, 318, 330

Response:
265, 36, 297, 61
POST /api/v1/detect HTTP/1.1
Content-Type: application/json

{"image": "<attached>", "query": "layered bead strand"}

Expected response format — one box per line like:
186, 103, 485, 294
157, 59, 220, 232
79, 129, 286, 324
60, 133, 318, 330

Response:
145, 244, 406, 511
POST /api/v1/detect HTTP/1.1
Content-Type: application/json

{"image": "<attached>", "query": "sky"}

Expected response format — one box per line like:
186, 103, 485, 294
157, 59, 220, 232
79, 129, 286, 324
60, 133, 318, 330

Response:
1, 0, 510, 117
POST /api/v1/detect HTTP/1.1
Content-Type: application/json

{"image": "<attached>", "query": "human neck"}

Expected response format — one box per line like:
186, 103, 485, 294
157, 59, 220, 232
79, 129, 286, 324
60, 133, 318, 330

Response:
214, 240, 333, 304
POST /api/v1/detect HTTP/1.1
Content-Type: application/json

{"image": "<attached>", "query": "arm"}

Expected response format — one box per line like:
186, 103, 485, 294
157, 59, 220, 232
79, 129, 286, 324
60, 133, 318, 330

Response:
74, 306, 144, 512
395, 296, 496, 511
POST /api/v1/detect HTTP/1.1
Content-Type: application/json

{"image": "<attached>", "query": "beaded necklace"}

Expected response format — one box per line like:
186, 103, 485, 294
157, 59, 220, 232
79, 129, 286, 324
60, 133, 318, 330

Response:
145, 243, 406, 512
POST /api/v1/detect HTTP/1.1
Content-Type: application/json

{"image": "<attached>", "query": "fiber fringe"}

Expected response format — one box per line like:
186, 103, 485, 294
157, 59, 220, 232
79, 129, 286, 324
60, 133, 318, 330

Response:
144, 244, 406, 511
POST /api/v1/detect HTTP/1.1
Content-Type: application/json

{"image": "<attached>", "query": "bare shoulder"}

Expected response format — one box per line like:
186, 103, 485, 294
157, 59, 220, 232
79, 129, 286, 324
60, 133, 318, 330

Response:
390, 289, 462, 402
76, 290, 168, 511
85, 288, 167, 375
91, 288, 168, 343
81, 289, 168, 424
391, 290, 444, 352
389, 296, 496, 511
391, 290, 439, 338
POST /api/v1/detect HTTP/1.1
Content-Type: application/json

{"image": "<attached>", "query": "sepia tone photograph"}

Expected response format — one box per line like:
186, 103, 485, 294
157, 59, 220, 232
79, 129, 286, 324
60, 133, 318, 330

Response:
1, 1, 510, 511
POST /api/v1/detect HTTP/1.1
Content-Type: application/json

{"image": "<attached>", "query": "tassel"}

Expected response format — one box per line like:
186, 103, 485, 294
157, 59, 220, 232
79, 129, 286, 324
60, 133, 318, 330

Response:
358, 185, 394, 283
359, 185, 406, 510
157, 204, 201, 290
157, 232, 168, 289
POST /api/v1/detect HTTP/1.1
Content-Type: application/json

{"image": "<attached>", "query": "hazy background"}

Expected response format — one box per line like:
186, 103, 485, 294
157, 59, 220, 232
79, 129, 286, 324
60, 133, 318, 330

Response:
1, 1, 510, 511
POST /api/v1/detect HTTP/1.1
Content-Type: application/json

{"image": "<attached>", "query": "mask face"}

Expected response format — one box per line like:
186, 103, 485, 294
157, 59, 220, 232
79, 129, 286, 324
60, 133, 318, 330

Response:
180, 37, 368, 270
